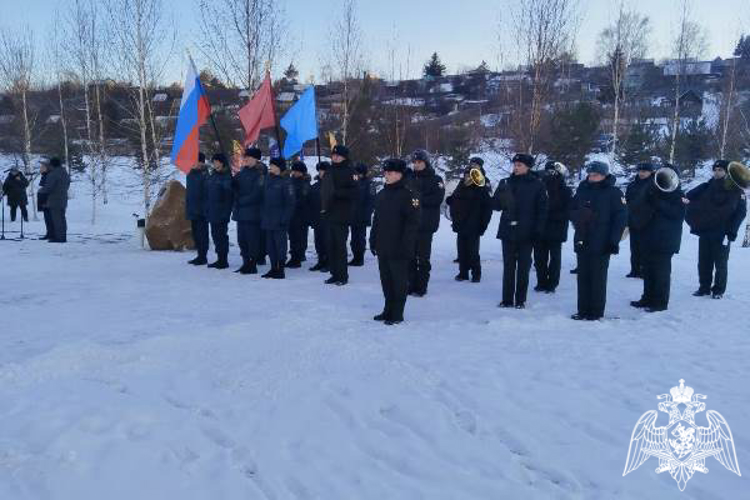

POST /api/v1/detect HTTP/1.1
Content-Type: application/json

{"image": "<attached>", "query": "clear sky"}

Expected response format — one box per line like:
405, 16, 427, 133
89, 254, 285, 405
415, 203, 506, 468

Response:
4, 0, 749, 85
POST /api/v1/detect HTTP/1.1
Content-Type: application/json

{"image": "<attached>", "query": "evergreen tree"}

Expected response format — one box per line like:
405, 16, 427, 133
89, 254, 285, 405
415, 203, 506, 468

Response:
284, 63, 299, 84
671, 118, 715, 177
540, 102, 601, 177
423, 52, 446, 78
734, 35, 750, 59
618, 120, 659, 170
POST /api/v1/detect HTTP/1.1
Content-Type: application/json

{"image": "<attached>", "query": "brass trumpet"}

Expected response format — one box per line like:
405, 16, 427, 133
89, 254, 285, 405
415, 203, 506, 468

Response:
726, 161, 750, 191
464, 167, 486, 187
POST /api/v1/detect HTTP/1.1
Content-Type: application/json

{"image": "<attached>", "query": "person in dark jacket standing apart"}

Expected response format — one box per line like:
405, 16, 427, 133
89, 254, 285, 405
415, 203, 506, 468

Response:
232, 147, 266, 274
685, 160, 747, 299
492, 153, 548, 309
37, 161, 52, 240
370, 158, 421, 325
185, 152, 210, 265
533, 161, 572, 294
205, 153, 234, 269
446, 159, 493, 283
624, 162, 654, 278
3, 167, 29, 222
36, 157, 70, 243
630, 163, 685, 312
308, 161, 330, 272
349, 163, 376, 267
261, 157, 295, 279
287, 160, 312, 268
569, 161, 627, 320
321, 145, 357, 286
407, 149, 445, 297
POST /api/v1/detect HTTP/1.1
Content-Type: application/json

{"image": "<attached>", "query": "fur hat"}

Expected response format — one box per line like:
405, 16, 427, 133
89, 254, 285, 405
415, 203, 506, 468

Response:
586, 160, 610, 176
713, 160, 730, 172
49, 157, 62, 168
511, 153, 535, 169
212, 153, 228, 166
383, 158, 407, 173
269, 157, 287, 171
332, 145, 350, 159
411, 149, 431, 166
469, 157, 484, 167
245, 147, 262, 160
316, 161, 331, 172
636, 162, 655, 172
291, 160, 307, 173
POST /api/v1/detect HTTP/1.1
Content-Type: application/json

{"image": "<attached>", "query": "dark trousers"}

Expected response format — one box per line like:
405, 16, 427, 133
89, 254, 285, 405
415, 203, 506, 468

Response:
641, 252, 672, 308
289, 221, 309, 262
265, 229, 288, 268
629, 229, 644, 275
457, 232, 481, 277
698, 236, 730, 295
533, 240, 562, 290
501, 240, 533, 305
237, 221, 261, 263
378, 257, 409, 322
42, 209, 53, 238
191, 218, 209, 259
210, 221, 229, 261
327, 223, 350, 281
576, 253, 611, 318
313, 221, 328, 264
409, 232, 434, 294
49, 208, 67, 242
350, 225, 368, 258
10, 204, 28, 222
258, 230, 267, 262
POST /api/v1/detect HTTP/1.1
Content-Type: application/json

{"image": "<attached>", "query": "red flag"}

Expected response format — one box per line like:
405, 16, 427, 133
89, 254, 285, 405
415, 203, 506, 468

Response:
238, 72, 276, 146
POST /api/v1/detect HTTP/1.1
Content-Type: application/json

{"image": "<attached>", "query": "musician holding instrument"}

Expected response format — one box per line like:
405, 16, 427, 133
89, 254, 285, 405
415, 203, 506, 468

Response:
629, 163, 685, 312
446, 158, 493, 283
624, 163, 655, 278
685, 160, 749, 299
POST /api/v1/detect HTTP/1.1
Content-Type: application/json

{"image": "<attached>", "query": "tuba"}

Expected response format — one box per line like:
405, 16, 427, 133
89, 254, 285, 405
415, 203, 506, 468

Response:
465, 167, 486, 188
654, 167, 680, 193
726, 161, 750, 191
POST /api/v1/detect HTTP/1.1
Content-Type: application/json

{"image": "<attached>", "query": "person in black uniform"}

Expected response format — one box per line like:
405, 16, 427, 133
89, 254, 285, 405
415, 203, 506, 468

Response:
349, 163, 376, 267
309, 161, 330, 272
261, 157, 295, 279
185, 152, 210, 265
685, 160, 748, 299
321, 145, 357, 286
569, 161, 627, 320
37, 157, 70, 243
492, 153, 548, 309
287, 160, 312, 268
407, 149, 445, 297
37, 161, 52, 240
2, 167, 29, 222
232, 147, 266, 274
446, 161, 493, 283
630, 163, 685, 312
205, 153, 234, 269
624, 163, 654, 278
370, 158, 421, 325
533, 161, 572, 294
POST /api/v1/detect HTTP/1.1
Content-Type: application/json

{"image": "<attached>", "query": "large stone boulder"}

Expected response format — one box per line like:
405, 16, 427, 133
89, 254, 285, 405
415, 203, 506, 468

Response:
145, 180, 195, 251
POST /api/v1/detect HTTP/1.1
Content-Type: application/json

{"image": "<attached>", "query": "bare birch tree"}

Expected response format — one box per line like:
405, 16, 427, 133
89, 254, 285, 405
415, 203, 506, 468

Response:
513, 0, 579, 153
597, 0, 650, 161
0, 24, 39, 219
196, 0, 286, 91
46, 13, 71, 176
328, 0, 364, 145
668, 0, 708, 163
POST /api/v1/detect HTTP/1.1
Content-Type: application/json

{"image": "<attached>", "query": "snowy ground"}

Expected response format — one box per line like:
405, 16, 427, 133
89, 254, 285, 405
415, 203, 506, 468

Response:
1, 164, 748, 499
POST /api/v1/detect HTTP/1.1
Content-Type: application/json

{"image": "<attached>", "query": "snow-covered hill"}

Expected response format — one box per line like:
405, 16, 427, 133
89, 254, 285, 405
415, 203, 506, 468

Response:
0, 161, 748, 499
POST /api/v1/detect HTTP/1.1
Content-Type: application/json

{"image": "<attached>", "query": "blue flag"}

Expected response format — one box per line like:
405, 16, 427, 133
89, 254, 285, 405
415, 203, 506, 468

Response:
281, 86, 318, 158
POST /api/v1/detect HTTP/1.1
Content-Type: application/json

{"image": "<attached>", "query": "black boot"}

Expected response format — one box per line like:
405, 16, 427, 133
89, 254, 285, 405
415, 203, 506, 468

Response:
309, 261, 324, 271
455, 271, 469, 282
286, 258, 302, 269
235, 259, 250, 273
373, 312, 388, 322
239, 259, 258, 275
189, 256, 207, 265
471, 266, 481, 283
208, 258, 228, 269
271, 263, 286, 279
348, 254, 365, 267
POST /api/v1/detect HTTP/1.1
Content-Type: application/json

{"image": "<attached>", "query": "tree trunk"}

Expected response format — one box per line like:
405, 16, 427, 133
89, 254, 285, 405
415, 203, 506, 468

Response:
669, 74, 680, 164
612, 84, 620, 162
58, 80, 70, 174
719, 61, 735, 158
95, 82, 108, 205
21, 89, 38, 220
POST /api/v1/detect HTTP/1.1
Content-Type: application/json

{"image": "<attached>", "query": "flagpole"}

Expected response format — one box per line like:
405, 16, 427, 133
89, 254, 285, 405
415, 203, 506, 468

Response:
316, 138, 322, 165
186, 49, 228, 160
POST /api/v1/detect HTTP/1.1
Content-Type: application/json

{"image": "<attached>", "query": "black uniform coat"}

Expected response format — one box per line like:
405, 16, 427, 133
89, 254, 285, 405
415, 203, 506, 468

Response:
308, 178, 324, 228
291, 175, 312, 226
407, 167, 444, 233
3, 171, 29, 206
261, 175, 295, 231
321, 160, 357, 225
625, 176, 652, 230
37, 171, 48, 209
232, 165, 266, 223
570, 175, 627, 255
492, 173, 548, 242
446, 182, 493, 236
638, 185, 686, 255
185, 165, 209, 221
686, 179, 747, 241
540, 174, 572, 242
205, 168, 234, 224
369, 179, 421, 259
351, 177, 376, 226
37, 165, 70, 210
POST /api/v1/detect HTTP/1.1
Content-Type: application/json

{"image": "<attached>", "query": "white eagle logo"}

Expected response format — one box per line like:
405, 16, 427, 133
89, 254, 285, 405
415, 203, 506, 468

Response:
623, 379, 741, 491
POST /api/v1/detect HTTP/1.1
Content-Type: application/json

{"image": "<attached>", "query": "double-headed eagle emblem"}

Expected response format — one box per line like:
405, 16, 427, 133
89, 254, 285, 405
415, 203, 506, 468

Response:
623, 379, 741, 491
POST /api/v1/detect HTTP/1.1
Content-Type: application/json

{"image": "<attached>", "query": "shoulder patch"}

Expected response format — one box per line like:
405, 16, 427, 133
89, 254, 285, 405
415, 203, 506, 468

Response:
412, 198, 420, 208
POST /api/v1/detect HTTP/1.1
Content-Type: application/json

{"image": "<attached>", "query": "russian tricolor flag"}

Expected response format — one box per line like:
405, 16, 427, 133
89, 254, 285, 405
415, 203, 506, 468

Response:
171, 58, 211, 173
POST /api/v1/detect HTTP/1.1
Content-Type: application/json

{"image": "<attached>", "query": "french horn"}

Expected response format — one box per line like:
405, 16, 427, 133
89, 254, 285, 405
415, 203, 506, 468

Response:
655, 167, 680, 193
465, 167, 486, 187
726, 161, 750, 191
